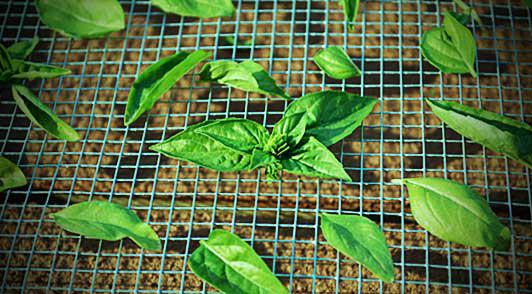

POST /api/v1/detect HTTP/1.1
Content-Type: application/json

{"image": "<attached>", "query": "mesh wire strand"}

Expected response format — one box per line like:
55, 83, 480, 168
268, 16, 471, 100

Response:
0, 0, 531, 293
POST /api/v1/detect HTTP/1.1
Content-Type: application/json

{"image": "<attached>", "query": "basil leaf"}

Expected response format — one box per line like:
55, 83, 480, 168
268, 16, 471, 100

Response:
0, 44, 13, 71
0, 156, 26, 192
281, 136, 351, 181
189, 229, 289, 294
420, 12, 477, 77
151, 0, 235, 18
338, 0, 360, 32
426, 99, 532, 168
395, 177, 511, 250
284, 90, 377, 146
7, 37, 39, 60
124, 50, 210, 126
453, 0, 484, 29
11, 60, 71, 80
313, 46, 361, 79
448, 11, 471, 26
320, 213, 395, 282
35, 0, 125, 39
199, 60, 290, 99
194, 118, 269, 152
51, 201, 161, 250
267, 111, 307, 155
223, 36, 253, 47
150, 119, 265, 172
11, 84, 81, 141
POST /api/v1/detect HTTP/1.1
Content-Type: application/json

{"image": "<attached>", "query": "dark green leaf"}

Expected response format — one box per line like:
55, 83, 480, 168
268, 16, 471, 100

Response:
266, 111, 307, 155
420, 12, 477, 77
313, 46, 361, 79
189, 229, 289, 294
199, 60, 290, 99
0, 44, 13, 71
151, 0, 235, 18
7, 37, 39, 60
0, 156, 26, 192
150, 119, 269, 172
11, 84, 80, 141
394, 177, 511, 250
338, 0, 360, 32
320, 213, 395, 282
11, 60, 71, 80
51, 201, 161, 250
525, 0, 532, 8
284, 90, 377, 146
223, 36, 253, 47
426, 99, 532, 168
35, 0, 125, 39
281, 136, 351, 181
125, 50, 210, 125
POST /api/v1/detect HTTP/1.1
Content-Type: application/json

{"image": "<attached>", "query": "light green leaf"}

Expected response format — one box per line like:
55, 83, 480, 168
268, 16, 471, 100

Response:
150, 119, 266, 172
125, 50, 211, 125
0, 156, 26, 193
52, 201, 161, 250
195, 118, 269, 152
284, 90, 377, 146
426, 99, 532, 168
11, 60, 71, 80
7, 37, 39, 60
281, 136, 351, 181
11, 84, 80, 141
313, 46, 361, 79
151, 0, 235, 18
35, 0, 125, 39
453, 0, 484, 29
320, 213, 395, 282
420, 12, 477, 77
338, 0, 360, 32
199, 60, 290, 99
395, 177, 511, 250
223, 36, 253, 47
189, 229, 289, 294
267, 111, 307, 155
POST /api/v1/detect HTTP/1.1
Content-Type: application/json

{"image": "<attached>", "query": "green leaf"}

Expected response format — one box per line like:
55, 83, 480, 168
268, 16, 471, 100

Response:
284, 90, 377, 146
151, 0, 235, 18
223, 36, 253, 47
313, 46, 361, 79
199, 60, 290, 99
124, 50, 211, 125
448, 11, 471, 26
194, 118, 269, 152
338, 0, 360, 32
35, 0, 125, 39
150, 119, 268, 172
0, 157, 26, 193
189, 229, 289, 294
426, 99, 532, 168
395, 177, 511, 250
452, 0, 484, 29
420, 12, 477, 77
11, 84, 81, 141
267, 111, 307, 155
7, 37, 39, 60
281, 136, 351, 181
0, 44, 13, 71
525, 0, 532, 8
320, 213, 395, 282
11, 60, 71, 80
51, 201, 161, 250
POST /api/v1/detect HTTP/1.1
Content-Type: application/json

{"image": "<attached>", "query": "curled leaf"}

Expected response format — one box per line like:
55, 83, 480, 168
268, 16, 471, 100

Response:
313, 46, 361, 79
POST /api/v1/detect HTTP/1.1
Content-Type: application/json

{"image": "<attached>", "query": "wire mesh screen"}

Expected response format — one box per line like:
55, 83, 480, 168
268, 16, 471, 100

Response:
0, 0, 530, 292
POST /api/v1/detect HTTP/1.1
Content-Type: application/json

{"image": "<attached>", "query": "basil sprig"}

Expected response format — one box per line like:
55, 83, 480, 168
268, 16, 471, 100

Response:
0, 156, 27, 193
152, 0, 235, 18
338, 0, 361, 32
394, 178, 511, 250
320, 213, 395, 282
52, 201, 161, 250
199, 60, 290, 99
0, 39, 79, 141
421, 11, 477, 77
189, 229, 289, 293
125, 50, 211, 125
426, 99, 532, 168
35, 0, 125, 39
313, 46, 361, 79
151, 90, 377, 180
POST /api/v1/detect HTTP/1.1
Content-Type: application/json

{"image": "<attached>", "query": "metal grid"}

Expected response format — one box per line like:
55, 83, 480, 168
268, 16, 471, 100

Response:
0, 0, 531, 292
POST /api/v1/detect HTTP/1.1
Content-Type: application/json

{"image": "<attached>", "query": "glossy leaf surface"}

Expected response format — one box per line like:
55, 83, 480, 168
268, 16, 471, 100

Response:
313, 46, 361, 79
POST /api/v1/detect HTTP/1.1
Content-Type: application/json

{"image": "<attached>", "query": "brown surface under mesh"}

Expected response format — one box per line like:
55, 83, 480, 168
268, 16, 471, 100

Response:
0, 0, 531, 293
